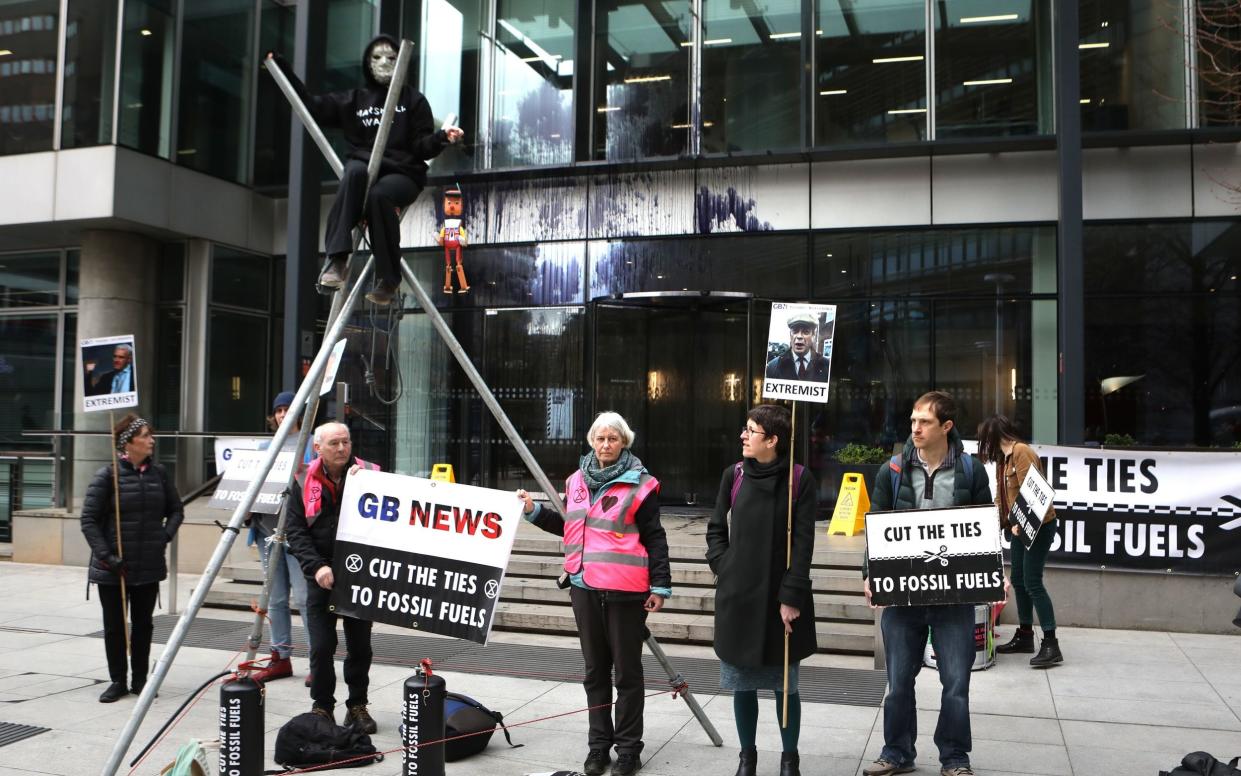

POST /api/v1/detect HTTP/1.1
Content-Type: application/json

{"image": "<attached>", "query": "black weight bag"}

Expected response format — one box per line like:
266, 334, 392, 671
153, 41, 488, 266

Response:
444, 692, 521, 761
1160, 751, 1241, 776
272, 711, 384, 771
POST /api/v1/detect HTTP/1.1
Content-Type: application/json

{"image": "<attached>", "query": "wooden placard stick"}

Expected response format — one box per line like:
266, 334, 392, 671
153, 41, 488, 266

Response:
109, 411, 131, 656
782, 400, 796, 728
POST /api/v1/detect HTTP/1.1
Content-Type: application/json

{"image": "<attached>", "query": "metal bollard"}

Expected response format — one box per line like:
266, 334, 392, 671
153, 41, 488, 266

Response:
218, 676, 264, 776
403, 671, 446, 776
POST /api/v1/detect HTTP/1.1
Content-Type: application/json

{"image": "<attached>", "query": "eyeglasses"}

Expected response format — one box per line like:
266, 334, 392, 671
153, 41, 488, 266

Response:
740, 426, 767, 437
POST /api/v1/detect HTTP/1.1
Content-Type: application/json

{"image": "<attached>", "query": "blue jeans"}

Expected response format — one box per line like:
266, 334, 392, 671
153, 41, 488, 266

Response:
879, 604, 974, 768
257, 534, 309, 659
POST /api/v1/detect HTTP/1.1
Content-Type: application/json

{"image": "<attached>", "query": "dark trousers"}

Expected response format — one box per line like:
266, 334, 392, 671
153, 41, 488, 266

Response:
324, 160, 421, 287
1010, 518, 1057, 630
305, 581, 373, 710
97, 582, 159, 685
570, 586, 649, 755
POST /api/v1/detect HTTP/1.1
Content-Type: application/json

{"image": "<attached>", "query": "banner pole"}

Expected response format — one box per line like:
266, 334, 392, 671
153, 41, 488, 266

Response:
109, 410, 131, 657
782, 400, 796, 728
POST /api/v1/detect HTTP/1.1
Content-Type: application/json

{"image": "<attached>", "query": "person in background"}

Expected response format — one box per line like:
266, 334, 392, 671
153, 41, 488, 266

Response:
707, 404, 818, 776
976, 414, 1062, 667
517, 411, 671, 776
80, 414, 183, 702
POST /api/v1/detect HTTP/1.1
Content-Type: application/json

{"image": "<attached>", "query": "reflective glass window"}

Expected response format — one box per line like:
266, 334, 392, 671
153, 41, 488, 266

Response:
589, 234, 805, 298
0, 251, 61, 308
405, 242, 585, 307
65, 249, 79, 305
0, 314, 58, 448
119, 0, 176, 157
176, 0, 255, 182
1080, 0, 1186, 130
815, 0, 926, 144
154, 306, 182, 431
1198, 0, 1241, 126
701, 0, 801, 153
253, 0, 295, 186
211, 247, 271, 311
592, 0, 691, 159
1084, 221, 1241, 446
208, 310, 269, 433
415, 0, 481, 175
492, 0, 575, 166
61, 0, 116, 149
0, 1, 58, 154
159, 242, 184, 302
935, 0, 1051, 138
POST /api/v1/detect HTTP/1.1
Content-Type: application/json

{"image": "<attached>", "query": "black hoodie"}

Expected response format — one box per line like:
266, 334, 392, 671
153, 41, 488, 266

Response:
272, 34, 449, 183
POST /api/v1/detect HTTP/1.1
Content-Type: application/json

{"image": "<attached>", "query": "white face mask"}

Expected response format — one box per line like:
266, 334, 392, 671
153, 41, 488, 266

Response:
369, 42, 397, 84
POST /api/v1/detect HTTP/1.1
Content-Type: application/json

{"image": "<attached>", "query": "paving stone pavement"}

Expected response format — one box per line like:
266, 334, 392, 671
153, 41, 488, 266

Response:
1, 563, 1239, 775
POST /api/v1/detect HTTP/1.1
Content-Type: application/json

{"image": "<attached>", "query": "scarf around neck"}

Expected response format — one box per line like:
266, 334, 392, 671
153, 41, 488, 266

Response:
580, 448, 635, 491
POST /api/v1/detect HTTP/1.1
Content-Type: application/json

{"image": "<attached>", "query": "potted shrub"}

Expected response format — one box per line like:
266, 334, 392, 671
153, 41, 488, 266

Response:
831, 442, 891, 501
1104, 433, 1136, 447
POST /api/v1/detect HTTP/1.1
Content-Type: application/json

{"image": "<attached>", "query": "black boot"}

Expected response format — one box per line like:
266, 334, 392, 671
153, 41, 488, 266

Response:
99, 682, 128, 703
996, 627, 1035, 654
1030, 636, 1063, 667
734, 748, 756, 776
779, 752, 801, 776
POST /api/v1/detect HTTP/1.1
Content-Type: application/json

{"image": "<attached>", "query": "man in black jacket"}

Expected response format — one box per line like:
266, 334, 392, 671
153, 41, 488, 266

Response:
285, 422, 380, 733
764, 314, 830, 382
862, 392, 992, 776
269, 35, 464, 305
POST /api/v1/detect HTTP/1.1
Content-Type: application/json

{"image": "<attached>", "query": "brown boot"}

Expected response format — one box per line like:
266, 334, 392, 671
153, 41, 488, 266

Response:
455, 263, 470, 293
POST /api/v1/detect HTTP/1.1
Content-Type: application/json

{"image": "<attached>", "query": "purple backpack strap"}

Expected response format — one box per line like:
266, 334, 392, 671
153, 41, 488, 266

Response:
730, 461, 806, 508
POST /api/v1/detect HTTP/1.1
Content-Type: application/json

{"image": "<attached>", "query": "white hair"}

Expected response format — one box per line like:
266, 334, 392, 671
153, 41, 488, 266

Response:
313, 421, 351, 445
587, 412, 635, 448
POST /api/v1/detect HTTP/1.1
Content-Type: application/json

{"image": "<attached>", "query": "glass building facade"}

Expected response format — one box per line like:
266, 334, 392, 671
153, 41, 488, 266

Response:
0, 0, 1238, 520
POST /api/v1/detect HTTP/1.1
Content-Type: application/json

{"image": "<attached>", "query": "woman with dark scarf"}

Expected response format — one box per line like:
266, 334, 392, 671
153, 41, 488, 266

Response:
80, 414, 183, 702
707, 404, 818, 776
517, 412, 671, 776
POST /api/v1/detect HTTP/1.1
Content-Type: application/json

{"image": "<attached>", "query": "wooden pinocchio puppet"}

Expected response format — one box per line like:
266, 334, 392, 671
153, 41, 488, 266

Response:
437, 187, 469, 293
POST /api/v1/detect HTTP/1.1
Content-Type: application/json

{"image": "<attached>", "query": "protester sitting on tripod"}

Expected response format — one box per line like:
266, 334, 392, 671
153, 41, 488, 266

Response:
267, 34, 464, 306
516, 412, 671, 776
80, 414, 184, 703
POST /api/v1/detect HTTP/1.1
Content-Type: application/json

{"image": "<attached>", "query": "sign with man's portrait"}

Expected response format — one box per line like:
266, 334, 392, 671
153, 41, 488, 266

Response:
81, 334, 138, 412
761, 302, 836, 403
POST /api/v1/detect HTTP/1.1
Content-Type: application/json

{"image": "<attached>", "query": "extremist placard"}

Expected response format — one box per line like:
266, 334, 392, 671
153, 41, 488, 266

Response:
207, 449, 297, 514
762, 302, 836, 403
865, 505, 1004, 606
331, 469, 523, 644
1007, 466, 1055, 549
81, 335, 138, 412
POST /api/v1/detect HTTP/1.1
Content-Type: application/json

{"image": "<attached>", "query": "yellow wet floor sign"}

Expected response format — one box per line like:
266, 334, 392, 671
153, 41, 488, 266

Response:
431, 463, 455, 483
828, 472, 870, 536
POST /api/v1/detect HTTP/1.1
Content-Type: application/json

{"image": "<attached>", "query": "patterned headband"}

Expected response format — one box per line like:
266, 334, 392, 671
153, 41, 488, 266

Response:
116, 417, 149, 451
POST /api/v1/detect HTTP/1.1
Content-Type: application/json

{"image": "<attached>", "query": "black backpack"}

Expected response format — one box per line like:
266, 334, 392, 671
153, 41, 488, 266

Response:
1161, 752, 1241, 776
273, 711, 383, 770
444, 692, 520, 761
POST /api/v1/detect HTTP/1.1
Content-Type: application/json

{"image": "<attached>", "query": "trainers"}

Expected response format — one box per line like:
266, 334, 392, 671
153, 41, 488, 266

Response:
319, 257, 348, 288
130, 678, 157, 698
99, 681, 128, 703
311, 706, 335, 725
583, 748, 610, 776
365, 281, 398, 306
613, 752, 642, 776
344, 703, 378, 734
863, 759, 915, 776
941, 767, 975, 776
250, 653, 293, 683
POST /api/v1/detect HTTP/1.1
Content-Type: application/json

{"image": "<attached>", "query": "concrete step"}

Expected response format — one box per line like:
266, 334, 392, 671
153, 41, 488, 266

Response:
493, 602, 875, 654
498, 575, 874, 622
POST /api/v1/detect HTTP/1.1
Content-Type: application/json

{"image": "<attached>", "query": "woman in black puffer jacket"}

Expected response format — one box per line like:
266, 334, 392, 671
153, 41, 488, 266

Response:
80, 413, 183, 703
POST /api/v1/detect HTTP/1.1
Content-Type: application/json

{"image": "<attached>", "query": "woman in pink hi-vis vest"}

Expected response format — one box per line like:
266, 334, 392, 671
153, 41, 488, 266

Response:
517, 412, 672, 776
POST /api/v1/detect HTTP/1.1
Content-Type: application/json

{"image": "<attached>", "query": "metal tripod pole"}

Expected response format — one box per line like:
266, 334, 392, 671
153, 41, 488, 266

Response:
98, 258, 375, 776
242, 41, 415, 665
392, 261, 723, 744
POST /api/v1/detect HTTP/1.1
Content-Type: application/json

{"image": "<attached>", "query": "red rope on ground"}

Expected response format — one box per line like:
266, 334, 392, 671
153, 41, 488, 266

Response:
277, 686, 686, 775
127, 648, 246, 775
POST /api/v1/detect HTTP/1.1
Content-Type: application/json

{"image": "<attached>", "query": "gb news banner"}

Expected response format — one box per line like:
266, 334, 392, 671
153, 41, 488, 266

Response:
1010, 445, 1241, 575
332, 470, 522, 644
865, 505, 1005, 607
762, 302, 836, 403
